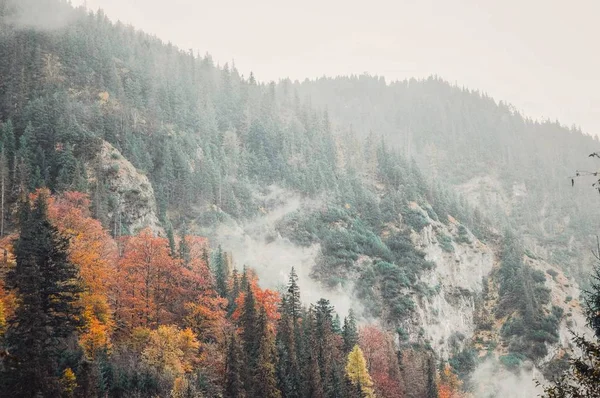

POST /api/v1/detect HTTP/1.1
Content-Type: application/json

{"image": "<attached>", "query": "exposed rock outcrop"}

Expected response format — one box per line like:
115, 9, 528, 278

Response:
87, 141, 163, 236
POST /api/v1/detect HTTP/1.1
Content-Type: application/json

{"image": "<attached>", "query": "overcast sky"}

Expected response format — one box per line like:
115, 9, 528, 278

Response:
70, 0, 600, 136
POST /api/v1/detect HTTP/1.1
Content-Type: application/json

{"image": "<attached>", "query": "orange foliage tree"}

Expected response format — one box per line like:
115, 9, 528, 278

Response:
437, 364, 463, 398
231, 270, 280, 330
45, 191, 118, 357
359, 325, 404, 398
116, 228, 180, 329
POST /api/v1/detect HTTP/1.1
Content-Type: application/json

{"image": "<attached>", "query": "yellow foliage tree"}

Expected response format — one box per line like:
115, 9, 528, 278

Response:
0, 299, 5, 338
142, 325, 201, 378
346, 345, 376, 398
60, 367, 77, 398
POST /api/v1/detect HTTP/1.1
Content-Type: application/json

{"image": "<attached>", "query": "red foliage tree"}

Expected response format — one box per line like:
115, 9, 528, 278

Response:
359, 325, 404, 398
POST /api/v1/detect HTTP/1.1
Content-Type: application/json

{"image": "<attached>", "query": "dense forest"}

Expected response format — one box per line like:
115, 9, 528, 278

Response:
0, 0, 597, 397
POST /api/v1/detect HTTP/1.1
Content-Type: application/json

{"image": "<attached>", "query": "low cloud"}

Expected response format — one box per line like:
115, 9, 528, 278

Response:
213, 186, 360, 318
469, 358, 543, 398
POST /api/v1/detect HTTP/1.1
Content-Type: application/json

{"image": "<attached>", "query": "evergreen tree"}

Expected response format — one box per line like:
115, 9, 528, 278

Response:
254, 308, 281, 398
167, 225, 177, 258
178, 223, 190, 265
56, 144, 77, 190
240, 284, 259, 392
213, 245, 229, 298
228, 267, 241, 316
287, 267, 302, 321
426, 356, 438, 398
1, 192, 83, 396
225, 332, 245, 398
343, 309, 359, 354
585, 246, 600, 338
276, 295, 301, 398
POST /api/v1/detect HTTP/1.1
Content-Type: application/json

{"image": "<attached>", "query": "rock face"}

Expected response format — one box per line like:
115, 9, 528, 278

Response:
88, 141, 163, 236
401, 203, 587, 365
403, 205, 494, 357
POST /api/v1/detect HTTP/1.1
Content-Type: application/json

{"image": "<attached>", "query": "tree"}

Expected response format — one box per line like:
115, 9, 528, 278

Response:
346, 345, 376, 398
46, 191, 118, 358
213, 245, 229, 298
343, 309, 359, 354
540, 255, 600, 397
225, 332, 245, 398
359, 325, 403, 398
254, 309, 282, 398
141, 325, 200, 378
116, 228, 179, 329
437, 364, 462, 398
1, 192, 83, 396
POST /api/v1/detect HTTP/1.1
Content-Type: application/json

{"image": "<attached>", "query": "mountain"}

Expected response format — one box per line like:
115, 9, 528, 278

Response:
0, 0, 595, 397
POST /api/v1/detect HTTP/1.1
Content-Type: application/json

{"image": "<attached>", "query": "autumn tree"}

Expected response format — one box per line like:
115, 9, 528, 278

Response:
437, 364, 462, 398
346, 345, 376, 398
117, 228, 179, 329
46, 190, 118, 357
359, 325, 403, 398
141, 325, 200, 378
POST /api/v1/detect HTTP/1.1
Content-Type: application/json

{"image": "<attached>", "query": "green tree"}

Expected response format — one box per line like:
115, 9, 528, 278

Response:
225, 332, 245, 398
213, 245, 229, 298
1, 193, 83, 396
343, 310, 359, 354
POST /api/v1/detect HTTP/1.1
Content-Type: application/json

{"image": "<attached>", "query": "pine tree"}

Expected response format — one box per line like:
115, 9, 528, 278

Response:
287, 267, 302, 321
167, 224, 177, 258
56, 144, 77, 190
178, 223, 190, 265
276, 295, 301, 398
254, 308, 281, 398
426, 356, 438, 398
343, 309, 359, 354
225, 332, 245, 398
585, 244, 600, 338
228, 267, 241, 316
1, 193, 83, 396
240, 284, 259, 392
213, 245, 229, 298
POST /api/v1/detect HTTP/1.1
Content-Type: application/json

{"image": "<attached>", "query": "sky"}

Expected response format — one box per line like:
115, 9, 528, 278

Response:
69, 0, 600, 136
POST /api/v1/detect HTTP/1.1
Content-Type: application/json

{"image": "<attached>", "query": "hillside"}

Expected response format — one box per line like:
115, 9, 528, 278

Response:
291, 76, 600, 280
0, 1, 595, 397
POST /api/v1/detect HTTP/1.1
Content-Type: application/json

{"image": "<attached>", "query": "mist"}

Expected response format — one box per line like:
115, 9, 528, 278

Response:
212, 186, 361, 319
1, 0, 78, 30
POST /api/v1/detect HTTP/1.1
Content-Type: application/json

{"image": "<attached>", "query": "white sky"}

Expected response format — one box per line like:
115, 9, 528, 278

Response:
70, 0, 600, 136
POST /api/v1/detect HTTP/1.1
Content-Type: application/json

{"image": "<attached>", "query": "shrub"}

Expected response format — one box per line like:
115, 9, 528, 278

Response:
456, 225, 471, 244
402, 208, 430, 232
547, 269, 559, 278
524, 249, 537, 259
438, 233, 454, 253
500, 353, 524, 370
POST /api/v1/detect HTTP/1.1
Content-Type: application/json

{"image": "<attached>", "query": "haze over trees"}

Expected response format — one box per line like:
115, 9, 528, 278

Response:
0, 0, 598, 397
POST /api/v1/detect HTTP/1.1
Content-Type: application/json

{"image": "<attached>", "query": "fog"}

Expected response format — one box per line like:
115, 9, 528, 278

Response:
211, 186, 362, 319
68, 0, 600, 136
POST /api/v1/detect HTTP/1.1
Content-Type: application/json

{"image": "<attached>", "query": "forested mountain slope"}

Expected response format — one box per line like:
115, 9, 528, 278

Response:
0, 0, 594, 396
291, 76, 600, 280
